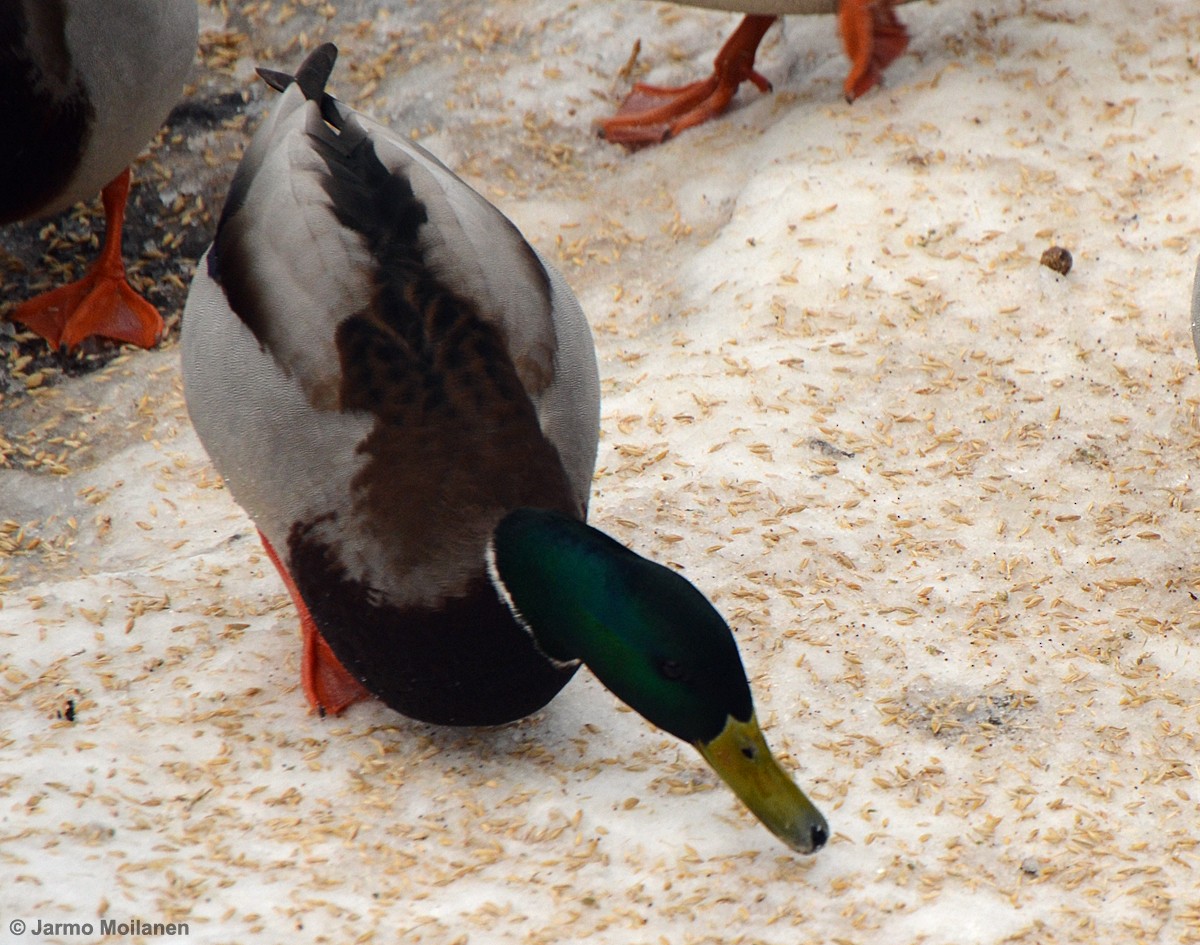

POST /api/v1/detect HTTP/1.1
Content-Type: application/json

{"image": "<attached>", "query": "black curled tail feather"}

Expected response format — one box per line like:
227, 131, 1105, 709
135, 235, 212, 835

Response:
295, 43, 338, 100
257, 42, 337, 97
257, 43, 342, 127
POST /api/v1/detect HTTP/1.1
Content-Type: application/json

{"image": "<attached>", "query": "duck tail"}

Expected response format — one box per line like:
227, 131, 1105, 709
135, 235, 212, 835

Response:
257, 43, 341, 126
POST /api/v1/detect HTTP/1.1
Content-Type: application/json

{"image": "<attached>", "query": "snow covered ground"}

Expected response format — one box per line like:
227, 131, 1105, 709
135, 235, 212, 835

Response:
3, 1, 1200, 942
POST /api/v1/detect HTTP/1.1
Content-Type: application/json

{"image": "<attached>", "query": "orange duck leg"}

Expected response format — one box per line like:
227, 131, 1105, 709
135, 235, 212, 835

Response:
840, 0, 910, 102
599, 2, 909, 147
600, 14, 776, 147
8, 168, 164, 352
258, 530, 373, 716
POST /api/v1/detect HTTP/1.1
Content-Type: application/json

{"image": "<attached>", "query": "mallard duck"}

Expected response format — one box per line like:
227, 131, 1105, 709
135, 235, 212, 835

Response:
1191, 258, 1200, 362
600, 0, 912, 145
181, 44, 829, 854
0, 0, 197, 350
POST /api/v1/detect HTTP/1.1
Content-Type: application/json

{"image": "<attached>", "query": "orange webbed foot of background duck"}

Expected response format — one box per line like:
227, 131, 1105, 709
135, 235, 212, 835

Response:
8, 169, 164, 352
599, 14, 776, 147
839, 0, 909, 102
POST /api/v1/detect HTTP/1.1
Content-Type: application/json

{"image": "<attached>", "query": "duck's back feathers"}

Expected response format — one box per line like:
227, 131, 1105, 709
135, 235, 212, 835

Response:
182, 45, 600, 723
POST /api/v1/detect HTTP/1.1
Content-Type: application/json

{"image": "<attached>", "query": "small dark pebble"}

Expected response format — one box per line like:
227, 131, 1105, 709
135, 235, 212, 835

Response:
1040, 245, 1072, 275
809, 437, 856, 459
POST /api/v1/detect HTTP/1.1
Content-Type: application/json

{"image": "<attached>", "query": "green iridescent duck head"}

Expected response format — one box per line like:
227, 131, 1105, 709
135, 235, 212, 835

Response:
489, 508, 828, 854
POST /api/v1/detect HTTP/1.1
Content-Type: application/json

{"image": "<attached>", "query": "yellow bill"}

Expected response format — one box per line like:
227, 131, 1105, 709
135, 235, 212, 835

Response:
695, 713, 828, 854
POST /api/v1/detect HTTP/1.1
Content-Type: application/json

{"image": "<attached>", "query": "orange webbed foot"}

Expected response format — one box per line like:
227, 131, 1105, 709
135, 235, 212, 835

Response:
6, 168, 163, 352
599, 14, 776, 147
302, 616, 373, 717
258, 530, 373, 716
839, 0, 910, 102
11, 265, 164, 352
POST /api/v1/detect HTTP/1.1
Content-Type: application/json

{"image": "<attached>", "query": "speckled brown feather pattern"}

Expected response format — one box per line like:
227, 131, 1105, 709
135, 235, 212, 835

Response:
330, 271, 580, 601
309, 101, 562, 408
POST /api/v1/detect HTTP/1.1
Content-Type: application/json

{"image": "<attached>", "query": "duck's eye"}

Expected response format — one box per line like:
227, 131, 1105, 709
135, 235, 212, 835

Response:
658, 659, 686, 681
